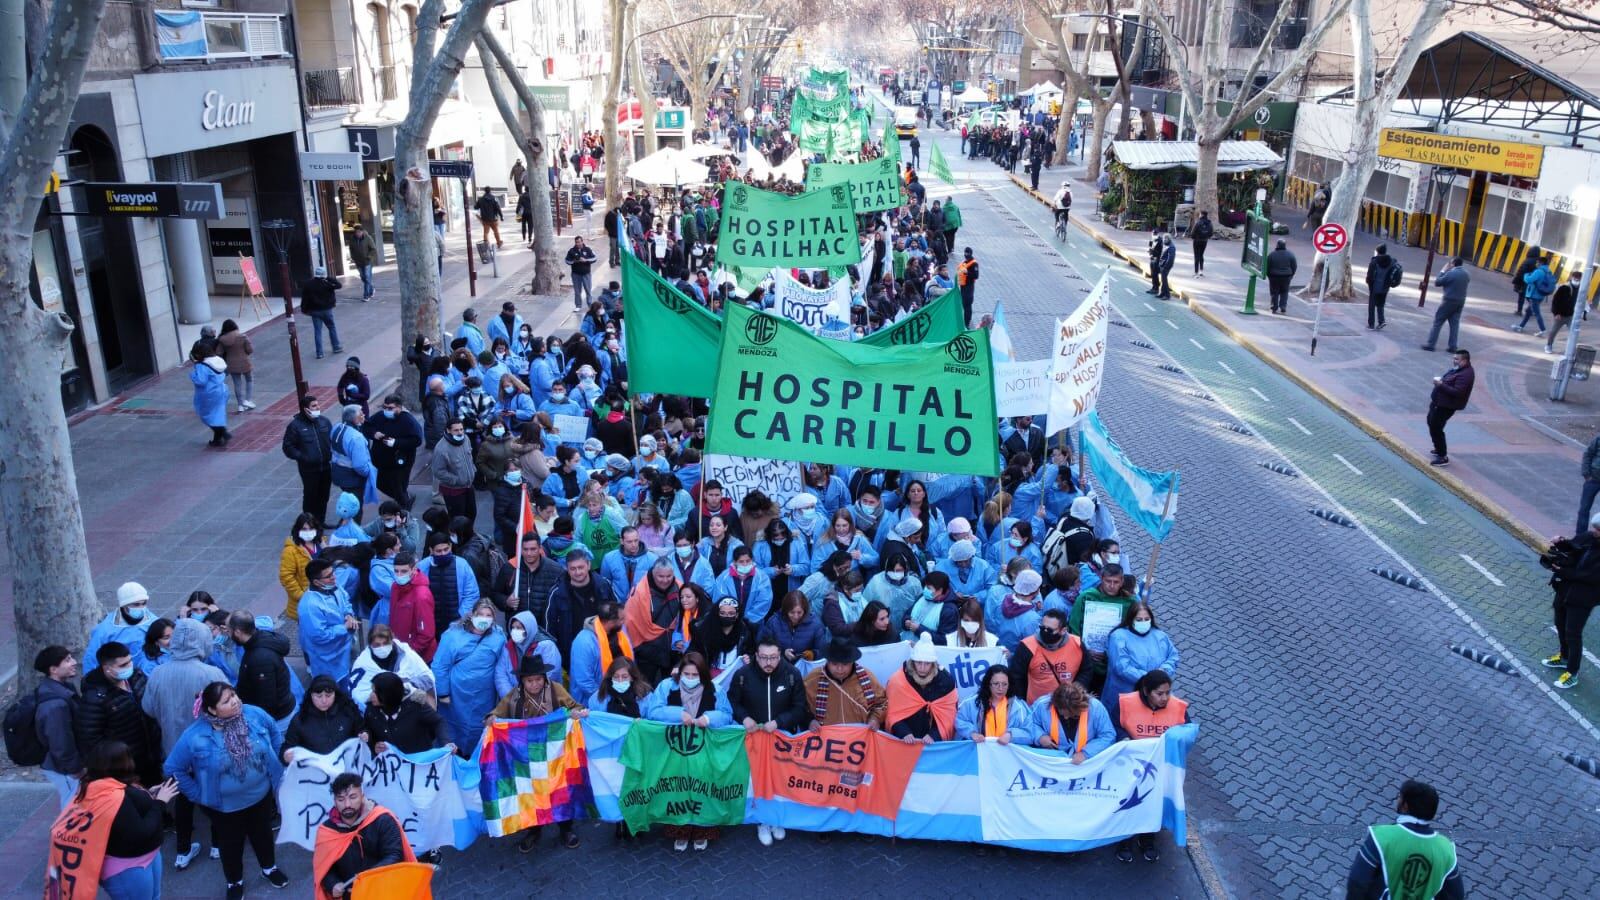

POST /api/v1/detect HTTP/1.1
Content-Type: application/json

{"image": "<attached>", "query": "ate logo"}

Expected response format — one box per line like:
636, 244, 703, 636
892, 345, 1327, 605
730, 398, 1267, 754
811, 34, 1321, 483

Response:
727, 183, 748, 211
663, 725, 706, 757
945, 334, 977, 363
889, 312, 930, 346
652, 282, 690, 315
745, 314, 779, 346
1397, 854, 1435, 899
830, 185, 848, 206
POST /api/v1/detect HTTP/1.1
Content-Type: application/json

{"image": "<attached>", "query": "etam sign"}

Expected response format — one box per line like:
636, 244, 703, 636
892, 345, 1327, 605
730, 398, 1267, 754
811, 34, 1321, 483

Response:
201, 89, 255, 130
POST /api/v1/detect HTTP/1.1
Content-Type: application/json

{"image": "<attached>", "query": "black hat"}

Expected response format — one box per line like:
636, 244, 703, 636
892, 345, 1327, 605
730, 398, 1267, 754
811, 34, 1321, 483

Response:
825, 637, 861, 665
519, 654, 553, 678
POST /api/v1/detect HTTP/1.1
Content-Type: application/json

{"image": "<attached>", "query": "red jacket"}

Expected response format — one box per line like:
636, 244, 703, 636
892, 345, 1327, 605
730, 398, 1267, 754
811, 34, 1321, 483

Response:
390, 570, 438, 662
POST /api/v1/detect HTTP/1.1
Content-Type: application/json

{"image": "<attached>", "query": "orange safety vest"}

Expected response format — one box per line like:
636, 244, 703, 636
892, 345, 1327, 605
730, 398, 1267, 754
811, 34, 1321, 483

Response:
957, 258, 977, 287
1118, 693, 1188, 739
1019, 635, 1084, 703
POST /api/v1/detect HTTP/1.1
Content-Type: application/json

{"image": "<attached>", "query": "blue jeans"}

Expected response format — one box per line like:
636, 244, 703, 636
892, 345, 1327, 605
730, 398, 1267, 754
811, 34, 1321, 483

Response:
102, 854, 162, 900
1519, 298, 1547, 331
572, 272, 592, 308
44, 770, 78, 809
1578, 478, 1600, 535
308, 309, 341, 356
358, 263, 374, 298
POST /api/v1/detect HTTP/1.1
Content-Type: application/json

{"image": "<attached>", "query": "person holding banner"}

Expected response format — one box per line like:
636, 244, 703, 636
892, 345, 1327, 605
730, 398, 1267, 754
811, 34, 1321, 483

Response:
956, 667, 1031, 744
281, 675, 367, 763
312, 772, 416, 900
1030, 681, 1115, 765
1068, 563, 1139, 693
805, 638, 887, 730
1103, 603, 1181, 729
363, 672, 450, 756
886, 633, 958, 743
490, 655, 587, 851
1117, 670, 1190, 742
644, 652, 732, 852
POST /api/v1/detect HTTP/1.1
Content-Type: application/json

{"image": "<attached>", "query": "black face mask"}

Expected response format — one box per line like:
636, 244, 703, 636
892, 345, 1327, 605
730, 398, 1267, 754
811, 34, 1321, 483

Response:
1039, 628, 1062, 646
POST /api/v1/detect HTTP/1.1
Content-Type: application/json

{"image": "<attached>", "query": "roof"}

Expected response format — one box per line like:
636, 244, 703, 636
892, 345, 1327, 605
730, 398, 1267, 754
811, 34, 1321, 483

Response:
1110, 140, 1284, 172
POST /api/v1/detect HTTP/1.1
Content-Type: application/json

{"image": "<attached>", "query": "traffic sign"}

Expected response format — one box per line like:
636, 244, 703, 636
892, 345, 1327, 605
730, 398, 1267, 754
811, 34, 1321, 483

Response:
1312, 223, 1348, 254
428, 160, 474, 180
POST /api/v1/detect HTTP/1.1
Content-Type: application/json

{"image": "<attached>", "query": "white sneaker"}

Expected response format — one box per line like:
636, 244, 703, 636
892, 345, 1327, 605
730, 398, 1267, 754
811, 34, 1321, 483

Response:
237, 405, 248, 413
692, 839, 709, 851
757, 824, 773, 846
174, 842, 201, 870
771, 825, 786, 841
243, 400, 256, 410
673, 839, 689, 852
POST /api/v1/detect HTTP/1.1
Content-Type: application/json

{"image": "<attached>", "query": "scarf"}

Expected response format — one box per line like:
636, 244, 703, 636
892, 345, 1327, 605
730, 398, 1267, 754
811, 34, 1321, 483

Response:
908, 595, 945, 633
1001, 593, 1040, 619
984, 697, 1010, 737
203, 711, 257, 777
835, 591, 867, 626
1048, 706, 1091, 753
592, 617, 633, 675
678, 681, 706, 718
605, 685, 641, 718
886, 668, 956, 739
680, 605, 698, 643
813, 664, 877, 722
517, 682, 554, 718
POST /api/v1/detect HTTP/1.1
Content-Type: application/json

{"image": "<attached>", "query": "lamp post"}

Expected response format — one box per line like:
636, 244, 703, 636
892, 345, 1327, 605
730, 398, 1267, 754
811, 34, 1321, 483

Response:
260, 218, 309, 399
1417, 165, 1458, 308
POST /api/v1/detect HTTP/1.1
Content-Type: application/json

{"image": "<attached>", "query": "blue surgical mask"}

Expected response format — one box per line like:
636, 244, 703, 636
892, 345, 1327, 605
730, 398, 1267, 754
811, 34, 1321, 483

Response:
611, 678, 632, 693
123, 606, 145, 622
551, 392, 567, 403
1132, 619, 1153, 635
190, 610, 208, 621
382, 410, 395, 419
675, 545, 693, 559
679, 676, 701, 690
920, 588, 934, 601
111, 666, 133, 681
1009, 536, 1026, 549
505, 471, 523, 485
735, 562, 755, 576
394, 573, 412, 586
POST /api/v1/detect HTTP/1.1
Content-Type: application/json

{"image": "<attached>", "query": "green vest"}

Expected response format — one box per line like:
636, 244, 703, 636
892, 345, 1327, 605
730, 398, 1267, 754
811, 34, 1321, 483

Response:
1370, 824, 1457, 900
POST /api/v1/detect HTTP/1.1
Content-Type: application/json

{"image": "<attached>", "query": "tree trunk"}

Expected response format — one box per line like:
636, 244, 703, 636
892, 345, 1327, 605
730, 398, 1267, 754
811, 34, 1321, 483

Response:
1052, 91, 1074, 167
0, 0, 25, 123
1086, 101, 1112, 183
1193, 134, 1221, 224
0, 0, 113, 689
602, 0, 628, 204
629, 4, 656, 157
475, 33, 560, 295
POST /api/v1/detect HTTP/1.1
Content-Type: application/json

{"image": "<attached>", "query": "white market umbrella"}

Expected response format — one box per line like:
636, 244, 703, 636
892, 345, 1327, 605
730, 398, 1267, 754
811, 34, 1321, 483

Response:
956, 86, 990, 105
685, 142, 742, 162
626, 147, 709, 186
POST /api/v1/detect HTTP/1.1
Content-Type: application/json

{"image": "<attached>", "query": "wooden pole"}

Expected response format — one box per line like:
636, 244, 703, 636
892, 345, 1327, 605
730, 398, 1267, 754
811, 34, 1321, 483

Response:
1140, 487, 1177, 596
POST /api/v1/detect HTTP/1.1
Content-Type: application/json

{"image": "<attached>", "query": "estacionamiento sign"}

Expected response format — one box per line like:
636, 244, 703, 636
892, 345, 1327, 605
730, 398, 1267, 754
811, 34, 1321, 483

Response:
1377, 129, 1544, 178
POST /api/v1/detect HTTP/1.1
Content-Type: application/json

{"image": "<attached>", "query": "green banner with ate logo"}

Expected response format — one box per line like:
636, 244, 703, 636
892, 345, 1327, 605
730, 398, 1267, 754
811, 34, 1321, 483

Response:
619, 252, 721, 398
708, 303, 999, 476
804, 157, 904, 213
619, 720, 749, 834
718, 182, 861, 270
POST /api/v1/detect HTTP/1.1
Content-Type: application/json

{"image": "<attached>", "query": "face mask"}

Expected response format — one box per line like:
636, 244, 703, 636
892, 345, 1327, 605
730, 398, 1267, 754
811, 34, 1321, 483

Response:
447, 433, 465, 444
394, 573, 412, 586
123, 607, 145, 622
1132, 619, 1153, 635
1104, 552, 1121, 565
505, 471, 523, 485
795, 509, 817, 524
471, 616, 494, 632
213, 634, 229, 648
371, 644, 394, 660
1039, 628, 1061, 644
496, 352, 508, 360
111, 666, 134, 681
675, 545, 693, 559
190, 610, 209, 621
849, 592, 864, 604
771, 537, 787, 546
679, 676, 701, 690
735, 562, 755, 576
491, 427, 507, 438
307, 409, 322, 419
858, 501, 879, 515
581, 377, 595, 387
960, 620, 980, 635
521, 330, 533, 339
299, 529, 319, 542
1009, 536, 1026, 549
886, 571, 906, 584
551, 392, 567, 403
381, 409, 395, 419
510, 626, 526, 644
611, 678, 632, 693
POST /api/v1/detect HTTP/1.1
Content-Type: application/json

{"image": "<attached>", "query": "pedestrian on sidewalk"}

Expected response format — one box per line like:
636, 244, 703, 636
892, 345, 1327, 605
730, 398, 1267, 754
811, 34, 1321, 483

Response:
366, 394, 423, 509
1576, 433, 1600, 535
348, 225, 377, 302
1345, 780, 1464, 900
1145, 228, 1164, 294
957, 247, 980, 328
1303, 183, 1329, 230
566, 236, 598, 310
943, 197, 961, 249
475, 186, 504, 249
1028, 141, 1044, 191
1364, 244, 1401, 330
1266, 240, 1298, 314
909, 134, 921, 169
1423, 257, 1470, 352
1546, 270, 1581, 353
516, 187, 533, 244
1157, 235, 1176, 299
1190, 212, 1213, 276
1515, 255, 1555, 335
1543, 517, 1600, 691
30, 645, 82, 809
283, 395, 335, 523
217, 319, 254, 413
1512, 246, 1541, 317
337, 356, 371, 417
1426, 349, 1474, 467
299, 267, 344, 359
190, 343, 231, 447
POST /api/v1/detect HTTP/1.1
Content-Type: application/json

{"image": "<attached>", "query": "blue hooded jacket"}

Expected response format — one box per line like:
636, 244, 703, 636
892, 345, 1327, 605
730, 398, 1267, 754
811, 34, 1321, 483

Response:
299, 585, 355, 680
164, 703, 284, 812
431, 621, 510, 751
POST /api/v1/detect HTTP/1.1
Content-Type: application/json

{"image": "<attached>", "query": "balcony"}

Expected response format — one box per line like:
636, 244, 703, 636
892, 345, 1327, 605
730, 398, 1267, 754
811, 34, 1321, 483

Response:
156, 9, 289, 62
304, 67, 359, 107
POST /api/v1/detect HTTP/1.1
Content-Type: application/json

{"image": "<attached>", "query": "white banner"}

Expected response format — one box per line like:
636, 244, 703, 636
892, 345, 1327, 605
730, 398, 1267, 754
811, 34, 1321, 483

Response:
705, 453, 803, 508
772, 269, 851, 333
277, 738, 470, 853
995, 359, 1051, 417
551, 413, 590, 445
933, 644, 1009, 701
976, 736, 1173, 843
1045, 273, 1110, 431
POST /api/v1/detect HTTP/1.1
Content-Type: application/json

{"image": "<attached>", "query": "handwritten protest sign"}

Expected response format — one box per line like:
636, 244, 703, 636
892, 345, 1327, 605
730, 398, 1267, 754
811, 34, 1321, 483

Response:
705, 453, 802, 507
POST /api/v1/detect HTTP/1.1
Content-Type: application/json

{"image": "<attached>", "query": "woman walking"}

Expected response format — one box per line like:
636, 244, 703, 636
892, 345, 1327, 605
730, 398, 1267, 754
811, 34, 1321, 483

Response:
189, 343, 231, 447
217, 319, 255, 413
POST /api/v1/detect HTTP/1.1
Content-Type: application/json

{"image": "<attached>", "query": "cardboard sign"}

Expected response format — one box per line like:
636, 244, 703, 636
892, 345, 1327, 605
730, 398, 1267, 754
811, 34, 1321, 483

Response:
704, 453, 802, 508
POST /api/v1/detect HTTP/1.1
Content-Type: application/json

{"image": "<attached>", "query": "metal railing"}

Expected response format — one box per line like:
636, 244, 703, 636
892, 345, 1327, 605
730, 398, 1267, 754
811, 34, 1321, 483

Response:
157, 11, 289, 62
304, 67, 360, 107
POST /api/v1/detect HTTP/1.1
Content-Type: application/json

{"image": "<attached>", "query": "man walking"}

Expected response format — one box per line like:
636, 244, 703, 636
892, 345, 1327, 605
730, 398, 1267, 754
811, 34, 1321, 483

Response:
475, 186, 504, 249
1028, 139, 1045, 191
909, 133, 921, 169
565, 236, 598, 311
1423, 257, 1470, 352
1514, 254, 1555, 336
299, 267, 345, 359
1157, 234, 1176, 299
604, 203, 622, 266
1346, 780, 1464, 900
364, 393, 423, 509
1426, 349, 1474, 467
1145, 228, 1164, 294
282, 394, 335, 522
1266, 240, 1298, 314
1545, 512, 1600, 690
1546, 270, 1581, 353
942, 197, 961, 249
1190, 211, 1213, 276
348, 225, 376, 302
957, 247, 980, 327
1364, 244, 1401, 330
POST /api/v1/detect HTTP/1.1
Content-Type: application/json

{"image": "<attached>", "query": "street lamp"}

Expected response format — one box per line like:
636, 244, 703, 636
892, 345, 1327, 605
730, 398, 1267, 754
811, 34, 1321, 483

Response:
260, 218, 309, 399
1417, 165, 1458, 308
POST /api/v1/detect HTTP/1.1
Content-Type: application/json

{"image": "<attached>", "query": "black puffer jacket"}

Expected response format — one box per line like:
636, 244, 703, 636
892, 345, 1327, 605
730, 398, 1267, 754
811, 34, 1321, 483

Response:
284, 696, 366, 755
237, 630, 297, 720
75, 668, 158, 764
282, 412, 334, 469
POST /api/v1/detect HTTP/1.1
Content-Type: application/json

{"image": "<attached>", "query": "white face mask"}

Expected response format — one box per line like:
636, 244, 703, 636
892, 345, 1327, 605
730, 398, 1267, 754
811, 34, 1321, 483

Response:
471, 616, 493, 632
960, 620, 980, 635
371, 644, 394, 660
298, 529, 318, 542
511, 626, 527, 644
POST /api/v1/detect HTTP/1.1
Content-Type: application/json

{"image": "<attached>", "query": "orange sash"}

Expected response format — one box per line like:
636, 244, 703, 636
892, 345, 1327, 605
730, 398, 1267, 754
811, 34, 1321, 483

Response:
45, 778, 124, 900
984, 698, 1010, 737
679, 605, 697, 643
313, 804, 417, 900
352, 861, 434, 899
592, 616, 634, 676
623, 575, 675, 646
1048, 707, 1090, 753
886, 669, 957, 739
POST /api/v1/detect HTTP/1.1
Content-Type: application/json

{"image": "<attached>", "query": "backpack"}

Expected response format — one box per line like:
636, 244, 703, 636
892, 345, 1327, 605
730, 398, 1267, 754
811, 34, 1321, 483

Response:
4, 690, 49, 766
1041, 516, 1093, 582
1386, 262, 1404, 288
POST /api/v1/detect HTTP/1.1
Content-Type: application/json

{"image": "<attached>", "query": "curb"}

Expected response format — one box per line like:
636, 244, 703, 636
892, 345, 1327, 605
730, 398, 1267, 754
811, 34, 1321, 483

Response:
1004, 174, 1547, 552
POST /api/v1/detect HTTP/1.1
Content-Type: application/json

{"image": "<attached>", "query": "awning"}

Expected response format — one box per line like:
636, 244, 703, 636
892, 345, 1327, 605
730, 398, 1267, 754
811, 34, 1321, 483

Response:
1020, 81, 1062, 97
956, 87, 990, 104
1110, 140, 1284, 172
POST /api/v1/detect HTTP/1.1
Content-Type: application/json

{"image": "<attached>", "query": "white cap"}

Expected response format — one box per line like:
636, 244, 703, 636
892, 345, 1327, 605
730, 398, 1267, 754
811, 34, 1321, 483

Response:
949, 539, 976, 562
1070, 496, 1095, 520
583, 437, 604, 455
909, 632, 938, 663
1015, 570, 1043, 595
639, 435, 658, 452
893, 517, 923, 538
116, 582, 150, 607
947, 516, 972, 536
785, 493, 818, 511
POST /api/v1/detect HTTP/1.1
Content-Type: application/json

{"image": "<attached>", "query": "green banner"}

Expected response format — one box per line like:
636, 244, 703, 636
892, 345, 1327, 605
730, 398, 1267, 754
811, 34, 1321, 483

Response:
708, 303, 998, 476
858, 287, 966, 348
804, 157, 903, 213
930, 141, 955, 186
718, 182, 861, 270
797, 117, 832, 153
618, 721, 749, 833
882, 118, 901, 167
619, 252, 721, 398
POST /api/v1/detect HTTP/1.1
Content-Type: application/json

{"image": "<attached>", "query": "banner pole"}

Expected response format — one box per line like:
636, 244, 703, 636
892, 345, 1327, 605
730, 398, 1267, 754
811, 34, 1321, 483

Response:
1140, 487, 1177, 597
627, 393, 641, 458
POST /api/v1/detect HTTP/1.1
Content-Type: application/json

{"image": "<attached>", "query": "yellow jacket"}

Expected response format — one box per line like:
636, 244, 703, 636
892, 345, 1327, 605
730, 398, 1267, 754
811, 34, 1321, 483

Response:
278, 537, 317, 619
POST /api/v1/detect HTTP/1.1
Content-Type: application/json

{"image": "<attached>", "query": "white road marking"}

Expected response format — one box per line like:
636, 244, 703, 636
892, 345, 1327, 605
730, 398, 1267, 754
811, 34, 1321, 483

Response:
1249, 387, 1269, 401
1390, 497, 1428, 525
1332, 453, 1364, 475
1189, 338, 1205, 350
1460, 554, 1505, 587
1165, 319, 1180, 330
1287, 416, 1313, 435
1143, 302, 1156, 312
1218, 360, 1236, 374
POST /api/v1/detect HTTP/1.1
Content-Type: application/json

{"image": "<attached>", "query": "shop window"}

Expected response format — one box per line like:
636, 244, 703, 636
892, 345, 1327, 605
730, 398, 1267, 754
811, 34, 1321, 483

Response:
1481, 194, 1506, 233
1385, 174, 1410, 209
1444, 183, 1467, 222
1365, 171, 1388, 203
1542, 210, 1591, 259
1503, 199, 1528, 241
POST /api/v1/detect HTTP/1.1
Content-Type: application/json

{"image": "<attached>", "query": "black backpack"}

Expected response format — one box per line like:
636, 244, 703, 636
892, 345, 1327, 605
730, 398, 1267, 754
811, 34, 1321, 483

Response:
1386, 262, 1404, 288
3, 690, 49, 767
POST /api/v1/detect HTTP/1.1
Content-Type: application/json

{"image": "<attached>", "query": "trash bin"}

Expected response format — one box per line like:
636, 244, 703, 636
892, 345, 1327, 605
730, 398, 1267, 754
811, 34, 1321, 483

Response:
1574, 345, 1596, 381
476, 240, 492, 265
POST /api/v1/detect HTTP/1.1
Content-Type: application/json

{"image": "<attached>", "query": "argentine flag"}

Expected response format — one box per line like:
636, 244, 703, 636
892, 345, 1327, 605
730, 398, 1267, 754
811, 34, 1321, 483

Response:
1079, 411, 1180, 543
